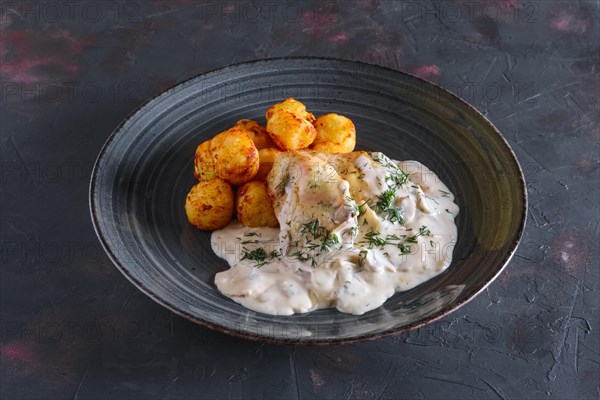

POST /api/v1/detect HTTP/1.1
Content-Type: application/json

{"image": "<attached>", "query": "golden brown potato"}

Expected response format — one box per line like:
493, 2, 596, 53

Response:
266, 110, 317, 151
185, 178, 234, 230
236, 181, 279, 227
265, 98, 315, 123
310, 113, 356, 153
235, 119, 275, 150
210, 128, 259, 185
193, 140, 216, 181
256, 147, 283, 181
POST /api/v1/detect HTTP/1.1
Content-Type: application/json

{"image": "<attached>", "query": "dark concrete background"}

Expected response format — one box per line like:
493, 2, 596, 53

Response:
1, 1, 598, 399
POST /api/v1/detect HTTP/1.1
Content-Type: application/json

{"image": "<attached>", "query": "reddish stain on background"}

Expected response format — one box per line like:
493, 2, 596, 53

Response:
0, 27, 87, 83
327, 32, 348, 44
49, 28, 85, 52
301, 9, 339, 36
0, 298, 137, 391
412, 65, 441, 82
549, 231, 591, 279
549, 8, 590, 35
351, 379, 379, 399
577, 153, 598, 173
309, 369, 324, 389
222, 4, 236, 15
1, 343, 34, 364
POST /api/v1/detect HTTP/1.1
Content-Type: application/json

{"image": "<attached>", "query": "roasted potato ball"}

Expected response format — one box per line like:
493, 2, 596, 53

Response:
235, 119, 276, 150
193, 140, 216, 181
310, 113, 356, 153
236, 181, 279, 228
210, 128, 259, 185
256, 147, 283, 181
266, 110, 317, 151
185, 178, 234, 230
266, 98, 315, 123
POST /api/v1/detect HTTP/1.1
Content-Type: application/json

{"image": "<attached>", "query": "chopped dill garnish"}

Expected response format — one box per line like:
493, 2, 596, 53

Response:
320, 232, 339, 252
385, 207, 405, 224
373, 189, 395, 213
386, 169, 410, 188
373, 153, 410, 189
369, 152, 410, 224
385, 234, 402, 240
241, 246, 280, 267
269, 250, 281, 258
357, 200, 370, 217
357, 228, 429, 255
301, 219, 325, 238
398, 243, 412, 255
241, 247, 268, 267
292, 249, 318, 268
291, 251, 310, 263
372, 189, 404, 225
406, 225, 431, 243
362, 231, 387, 248
293, 219, 343, 266
300, 219, 339, 251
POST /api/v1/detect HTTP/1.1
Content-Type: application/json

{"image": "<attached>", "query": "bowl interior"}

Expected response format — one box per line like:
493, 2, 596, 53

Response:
91, 58, 526, 344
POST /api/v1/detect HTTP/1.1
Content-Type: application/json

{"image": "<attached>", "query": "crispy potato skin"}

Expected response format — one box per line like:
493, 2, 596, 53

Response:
236, 181, 279, 227
265, 98, 315, 123
266, 110, 317, 151
187, 101, 358, 231
310, 113, 356, 153
235, 119, 276, 150
210, 128, 259, 185
193, 140, 217, 181
185, 178, 234, 230
256, 147, 283, 181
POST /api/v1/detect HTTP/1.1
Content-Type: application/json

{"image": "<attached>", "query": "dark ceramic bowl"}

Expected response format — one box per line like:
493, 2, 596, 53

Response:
90, 58, 526, 345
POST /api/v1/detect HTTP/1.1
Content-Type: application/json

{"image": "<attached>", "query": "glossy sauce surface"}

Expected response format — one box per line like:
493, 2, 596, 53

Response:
212, 151, 459, 315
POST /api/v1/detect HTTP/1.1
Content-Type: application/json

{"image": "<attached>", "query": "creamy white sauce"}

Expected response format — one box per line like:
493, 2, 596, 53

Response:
212, 151, 459, 315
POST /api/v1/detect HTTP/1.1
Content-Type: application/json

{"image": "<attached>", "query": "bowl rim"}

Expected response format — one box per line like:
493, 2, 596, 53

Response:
89, 56, 528, 345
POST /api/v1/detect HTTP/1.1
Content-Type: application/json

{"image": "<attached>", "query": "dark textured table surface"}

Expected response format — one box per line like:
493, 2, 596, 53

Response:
1, 1, 599, 399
